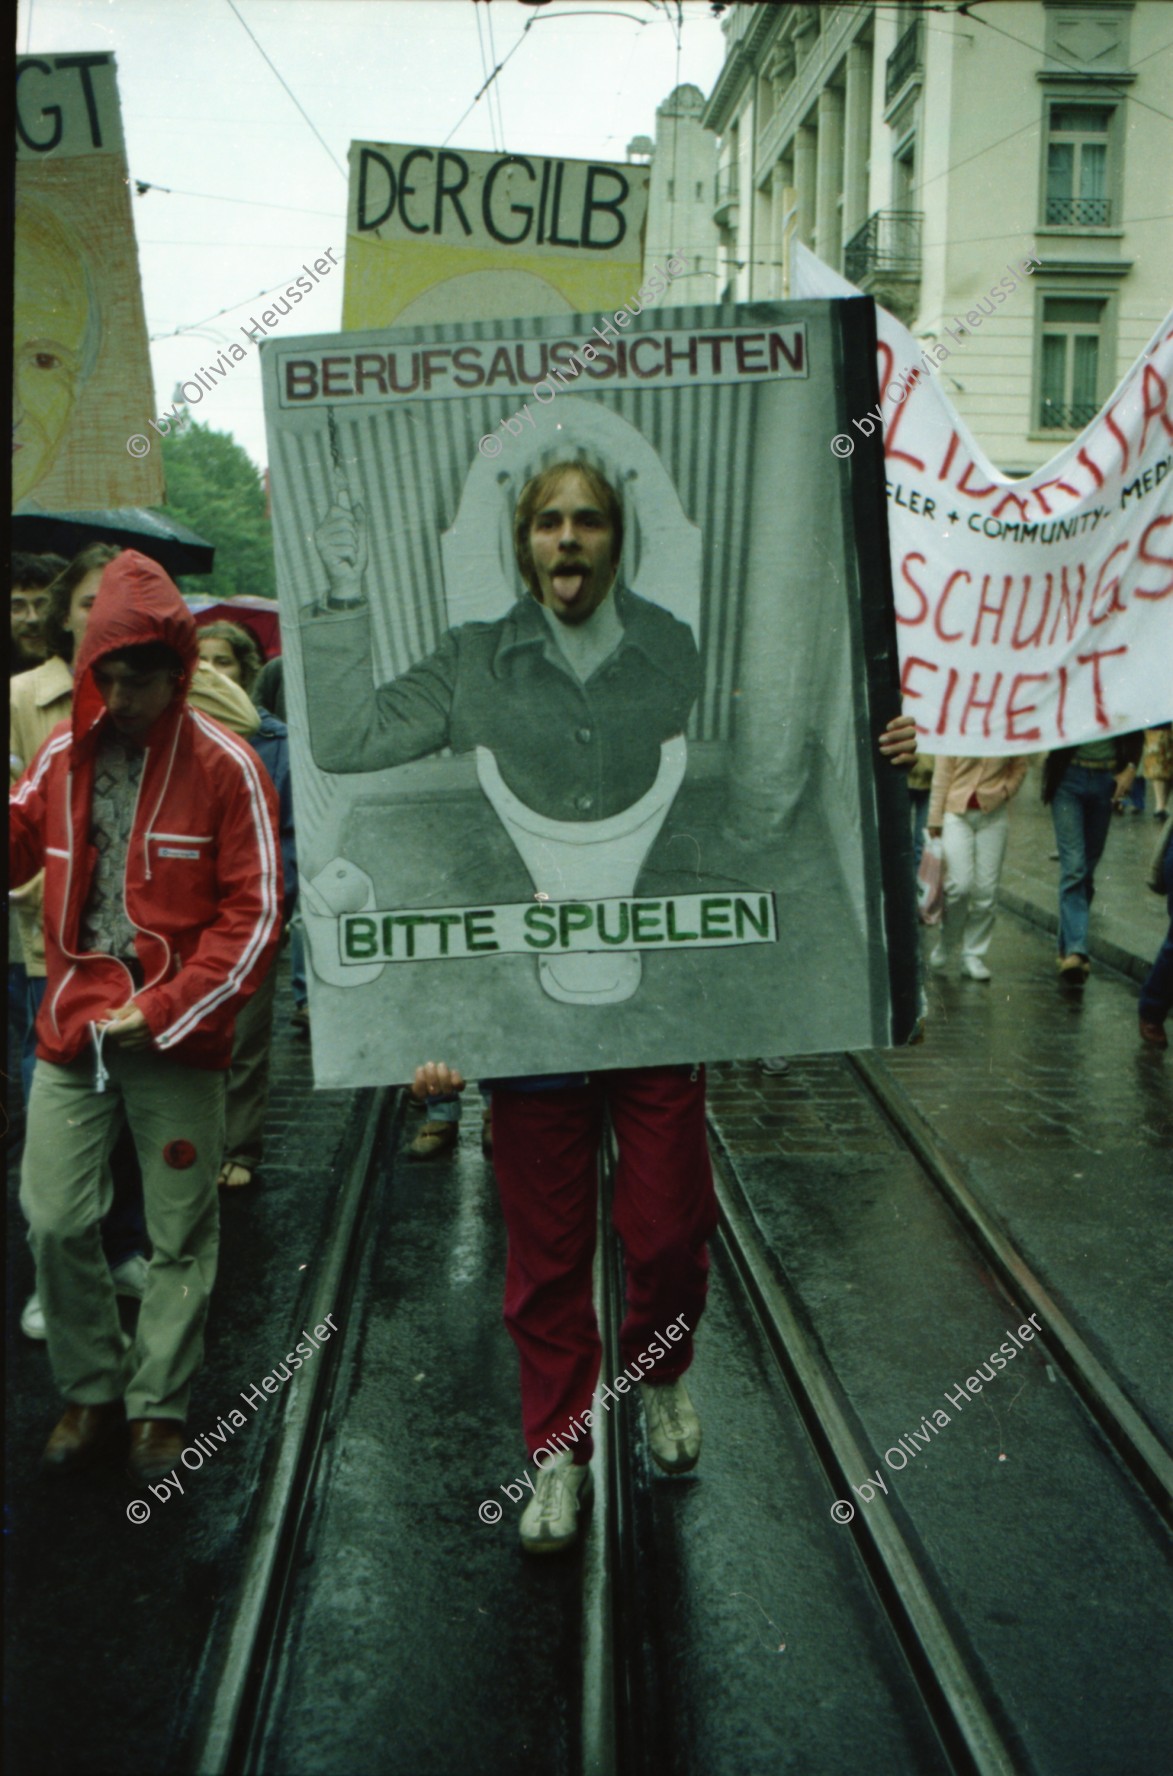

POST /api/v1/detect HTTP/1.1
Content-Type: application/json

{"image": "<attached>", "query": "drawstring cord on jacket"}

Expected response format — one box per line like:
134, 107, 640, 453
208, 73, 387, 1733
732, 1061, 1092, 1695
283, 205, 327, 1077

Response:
90, 1020, 111, 1094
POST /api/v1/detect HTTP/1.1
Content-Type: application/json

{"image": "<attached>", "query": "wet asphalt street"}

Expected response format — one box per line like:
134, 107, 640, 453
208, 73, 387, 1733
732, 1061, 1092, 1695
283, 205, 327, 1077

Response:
4, 779, 1171, 1775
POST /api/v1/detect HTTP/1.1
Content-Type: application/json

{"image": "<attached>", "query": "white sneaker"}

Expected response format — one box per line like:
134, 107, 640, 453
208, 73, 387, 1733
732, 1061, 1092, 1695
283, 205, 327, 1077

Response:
759, 1056, 791, 1075
960, 957, 991, 981
110, 1254, 149, 1299
20, 1293, 47, 1341
639, 1378, 701, 1473
928, 943, 948, 972
519, 1450, 592, 1554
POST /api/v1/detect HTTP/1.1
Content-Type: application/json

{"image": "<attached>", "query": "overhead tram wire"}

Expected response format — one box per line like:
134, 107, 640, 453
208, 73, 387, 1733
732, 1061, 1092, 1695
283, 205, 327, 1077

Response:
133, 181, 337, 220
968, 5, 1173, 126
148, 258, 344, 343
473, 3, 501, 153
441, 7, 653, 151
484, 3, 509, 154
225, 0, 348, 180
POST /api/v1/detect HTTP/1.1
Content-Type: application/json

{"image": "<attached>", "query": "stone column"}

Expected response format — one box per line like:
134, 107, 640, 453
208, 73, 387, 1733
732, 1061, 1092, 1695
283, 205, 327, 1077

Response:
815, 85, 845, 268
771, 162, 789, 297
794, 121, 817, 249
843, 40, 872, 250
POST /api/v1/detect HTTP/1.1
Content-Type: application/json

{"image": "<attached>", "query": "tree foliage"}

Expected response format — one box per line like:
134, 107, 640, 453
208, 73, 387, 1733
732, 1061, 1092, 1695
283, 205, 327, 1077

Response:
155, 414, 276, 600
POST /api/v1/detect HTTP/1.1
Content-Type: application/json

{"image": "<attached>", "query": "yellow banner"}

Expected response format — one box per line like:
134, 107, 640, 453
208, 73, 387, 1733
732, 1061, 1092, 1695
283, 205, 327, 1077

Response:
15, 53, 161, 511
343, 142, 650, 330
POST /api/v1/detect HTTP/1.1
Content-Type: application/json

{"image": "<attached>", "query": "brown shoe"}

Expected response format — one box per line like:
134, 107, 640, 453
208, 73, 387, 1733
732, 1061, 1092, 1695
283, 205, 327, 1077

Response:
409, 1120, 459, 1159
127, 1418, 186, 1483
41, 1401, 124, 1473
1139, 1018, 1168, 1050
1058, 954, 1090, 985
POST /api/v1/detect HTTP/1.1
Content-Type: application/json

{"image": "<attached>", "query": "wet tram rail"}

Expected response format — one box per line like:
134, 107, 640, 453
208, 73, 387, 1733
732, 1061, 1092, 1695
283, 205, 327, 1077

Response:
6, 908, 1171, 1776
186, 968, 1167, 1773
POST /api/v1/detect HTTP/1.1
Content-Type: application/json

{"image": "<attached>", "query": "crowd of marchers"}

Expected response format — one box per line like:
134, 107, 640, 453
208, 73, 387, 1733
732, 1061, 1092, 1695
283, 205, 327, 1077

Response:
8, 490, 1172, 1552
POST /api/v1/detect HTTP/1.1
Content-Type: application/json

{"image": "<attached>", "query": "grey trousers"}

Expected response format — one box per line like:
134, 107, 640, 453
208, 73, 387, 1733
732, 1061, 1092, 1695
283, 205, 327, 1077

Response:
223, 958, 278, 1170
20, 1047, 224, 1422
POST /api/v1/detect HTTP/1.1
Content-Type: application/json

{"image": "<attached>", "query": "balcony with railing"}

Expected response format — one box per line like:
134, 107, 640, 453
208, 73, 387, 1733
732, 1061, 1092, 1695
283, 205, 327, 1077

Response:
1044, 194, 1112, 227
844, 210, 923, 287
1038, 397, 1099, 432
713, 164, 740, 228
885, 19, 922, 104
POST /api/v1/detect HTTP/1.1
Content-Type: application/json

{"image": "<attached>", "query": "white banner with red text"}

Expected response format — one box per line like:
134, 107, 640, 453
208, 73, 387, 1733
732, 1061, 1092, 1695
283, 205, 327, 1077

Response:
793, 243, 1173, 754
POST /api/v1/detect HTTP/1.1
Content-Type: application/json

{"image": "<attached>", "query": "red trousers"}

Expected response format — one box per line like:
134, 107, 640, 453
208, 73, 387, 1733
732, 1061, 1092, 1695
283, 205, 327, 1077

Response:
492, 1067, 718, 1462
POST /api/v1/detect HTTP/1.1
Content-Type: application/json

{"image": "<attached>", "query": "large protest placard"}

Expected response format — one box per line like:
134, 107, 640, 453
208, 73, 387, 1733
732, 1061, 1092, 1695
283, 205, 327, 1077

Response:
343, 142, 650, 329
263, 298, 917, 1086
794, 244, 1173, 750
14, 52, 161, 510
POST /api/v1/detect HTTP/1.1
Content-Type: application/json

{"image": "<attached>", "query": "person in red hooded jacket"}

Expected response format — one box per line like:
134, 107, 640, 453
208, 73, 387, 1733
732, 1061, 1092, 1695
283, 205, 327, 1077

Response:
9, 551, 282, 1484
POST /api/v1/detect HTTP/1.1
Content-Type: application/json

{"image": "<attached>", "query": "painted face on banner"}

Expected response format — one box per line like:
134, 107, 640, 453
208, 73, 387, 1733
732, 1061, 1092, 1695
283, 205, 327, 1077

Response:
528, 470, 617, 626
12, 206, 92, 506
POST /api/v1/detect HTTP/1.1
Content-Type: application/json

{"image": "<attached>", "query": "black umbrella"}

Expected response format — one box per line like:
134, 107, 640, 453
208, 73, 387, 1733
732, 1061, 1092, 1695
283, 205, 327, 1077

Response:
11, 508, 215, 577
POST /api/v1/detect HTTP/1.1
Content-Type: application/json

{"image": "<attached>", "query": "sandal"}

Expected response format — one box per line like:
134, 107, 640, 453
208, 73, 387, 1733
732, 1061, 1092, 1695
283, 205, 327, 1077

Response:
409, 1121, 459, 1159
217, 1160, 254, 1189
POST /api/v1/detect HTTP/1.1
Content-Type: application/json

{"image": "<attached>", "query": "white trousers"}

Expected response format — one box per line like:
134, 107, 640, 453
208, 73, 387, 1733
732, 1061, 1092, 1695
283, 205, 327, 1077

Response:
940, 806, 1009, 961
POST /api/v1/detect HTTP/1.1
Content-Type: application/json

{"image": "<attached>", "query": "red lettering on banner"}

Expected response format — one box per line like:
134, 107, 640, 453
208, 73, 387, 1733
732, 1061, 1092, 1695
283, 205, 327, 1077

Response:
1089, 542, 1129, 625
1030, 476, 1081, 515
1077, 646, 1128, 729
991, 491, 1032, 521
1057, 665, 1068, 740
956, 460, 998, 500
1135, 514, 1173, 599
1005, 673, 1048, 743
937, 667, 960, 736
1047, 564, 1086, 646
972, 574, 1013, 646
1011, 575, 1051, 649
959, 672, 1004, 739
935, 570, 968, 642
1104, 402, 1130, 473
896, 553, 929, 625
899, 654, 937, 732
1138, 364, 1173, 457
1076, 445, 1106, 490
877, 341, 926, 470
937, 431, 960, 484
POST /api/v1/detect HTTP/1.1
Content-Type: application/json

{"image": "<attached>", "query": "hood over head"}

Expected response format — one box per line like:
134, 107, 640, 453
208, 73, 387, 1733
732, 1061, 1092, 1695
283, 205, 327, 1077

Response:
73, 550, 199, 743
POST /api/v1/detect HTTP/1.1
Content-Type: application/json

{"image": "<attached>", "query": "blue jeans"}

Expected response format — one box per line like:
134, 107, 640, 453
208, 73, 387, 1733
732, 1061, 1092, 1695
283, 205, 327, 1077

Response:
1051, 765, 1116, 958
421, 1085, 492, 1126
1139, 830, 1173, 1026
909, 786, 930, 867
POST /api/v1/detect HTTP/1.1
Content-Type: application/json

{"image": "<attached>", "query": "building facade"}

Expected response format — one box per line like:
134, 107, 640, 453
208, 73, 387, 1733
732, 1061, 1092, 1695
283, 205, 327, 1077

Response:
635, 83, 720, 308
702, 1, 1172, 472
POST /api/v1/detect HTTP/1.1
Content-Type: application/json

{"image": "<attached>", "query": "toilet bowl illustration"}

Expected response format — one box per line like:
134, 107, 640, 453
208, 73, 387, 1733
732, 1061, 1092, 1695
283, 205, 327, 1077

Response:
475, 737, 688, 1005
300, 856, 384, 987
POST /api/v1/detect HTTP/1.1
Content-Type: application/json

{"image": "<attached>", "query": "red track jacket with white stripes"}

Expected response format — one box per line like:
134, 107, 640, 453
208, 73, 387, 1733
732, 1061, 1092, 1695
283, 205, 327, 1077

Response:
9, 550, 282, 1071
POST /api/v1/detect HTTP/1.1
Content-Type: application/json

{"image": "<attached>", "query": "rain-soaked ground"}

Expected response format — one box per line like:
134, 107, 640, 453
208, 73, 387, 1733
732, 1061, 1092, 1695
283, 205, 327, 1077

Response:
5, 767, 1170, 1774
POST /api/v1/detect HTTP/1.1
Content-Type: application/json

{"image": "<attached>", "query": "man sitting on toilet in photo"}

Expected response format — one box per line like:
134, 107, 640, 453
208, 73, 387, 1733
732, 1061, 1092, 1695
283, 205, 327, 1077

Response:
304, 458, 717, 1556
303, 457, 699, 823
